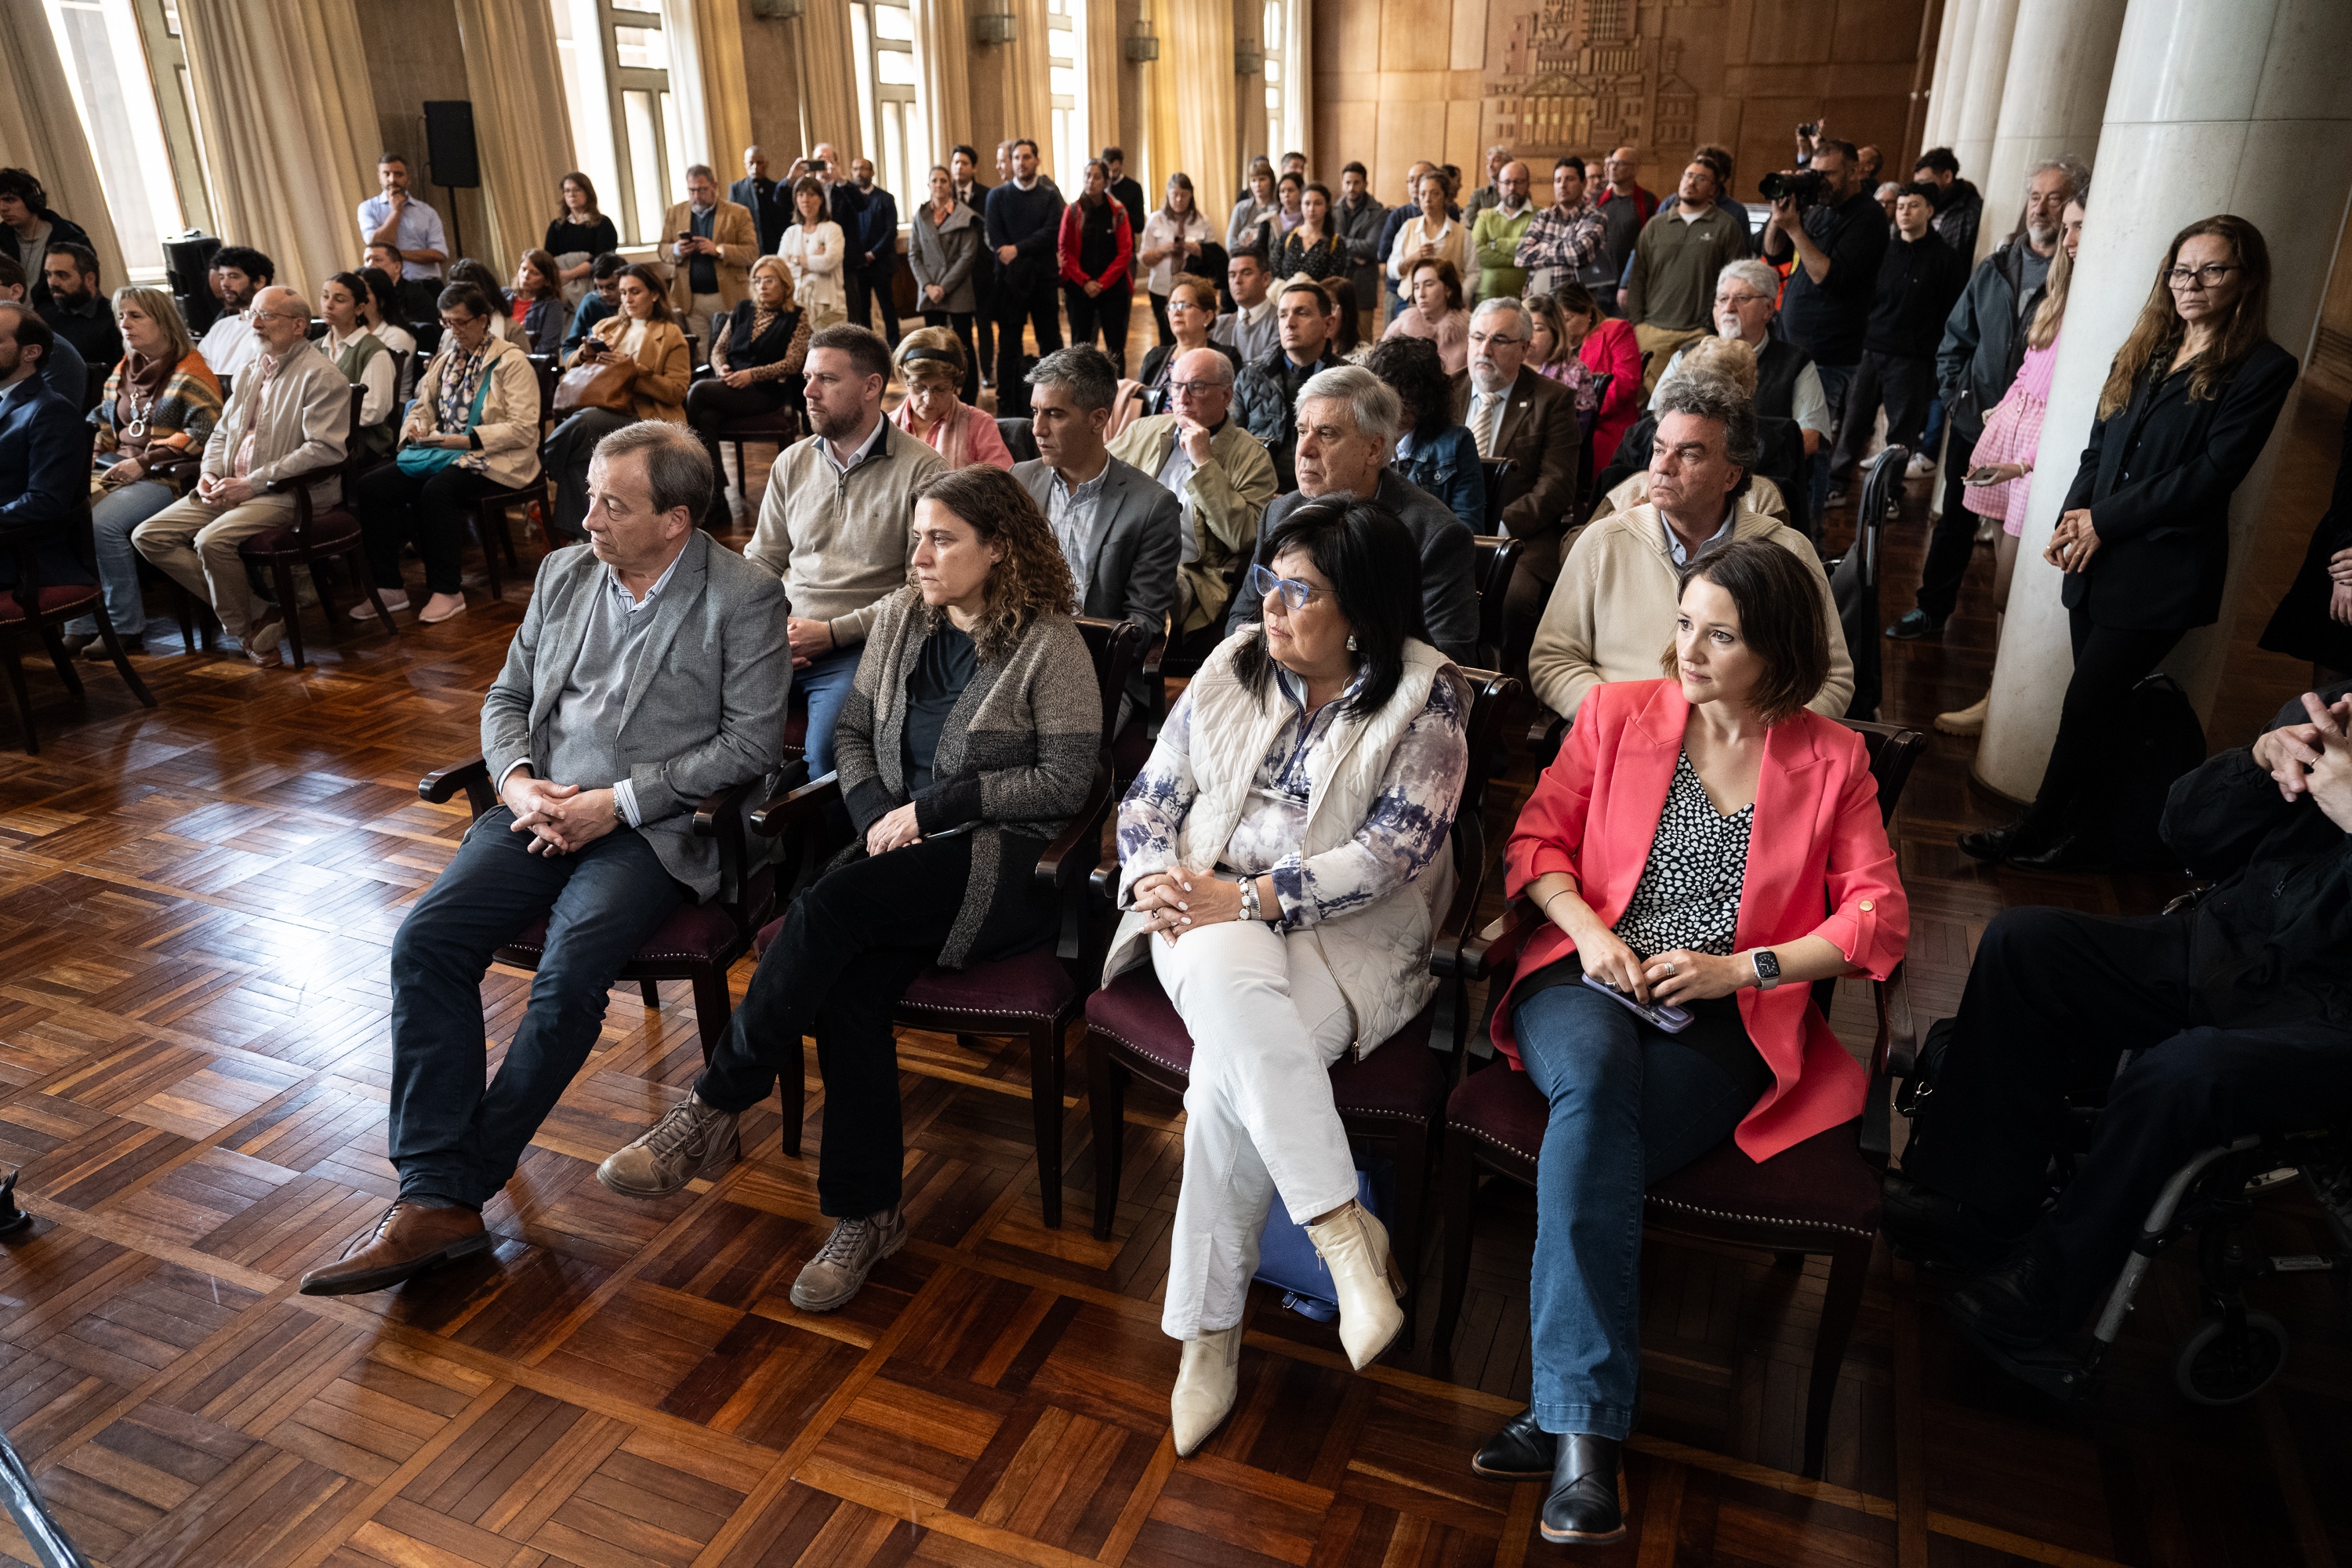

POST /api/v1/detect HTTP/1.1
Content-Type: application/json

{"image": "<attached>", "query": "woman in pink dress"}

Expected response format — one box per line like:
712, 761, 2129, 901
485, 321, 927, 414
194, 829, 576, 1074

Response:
1938, 196, 2084, 735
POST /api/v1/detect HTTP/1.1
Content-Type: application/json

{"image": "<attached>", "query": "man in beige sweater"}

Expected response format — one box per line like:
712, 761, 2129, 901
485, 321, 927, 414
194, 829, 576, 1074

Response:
743, 324, 946, 772
1529, 372, 1853, 721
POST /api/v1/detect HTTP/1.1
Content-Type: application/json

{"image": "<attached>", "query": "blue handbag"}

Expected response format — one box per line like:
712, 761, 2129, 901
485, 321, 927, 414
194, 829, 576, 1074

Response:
395, 364, 495, 475
1251, 1155, 1396, 1322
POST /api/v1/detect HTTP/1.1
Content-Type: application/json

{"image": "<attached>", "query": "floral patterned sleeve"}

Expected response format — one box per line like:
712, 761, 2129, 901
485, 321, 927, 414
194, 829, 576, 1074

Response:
1113, 684, 1200, 906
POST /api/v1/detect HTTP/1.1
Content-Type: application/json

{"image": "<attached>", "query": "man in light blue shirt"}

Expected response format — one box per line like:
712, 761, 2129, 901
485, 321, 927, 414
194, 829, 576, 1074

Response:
358, 154, 448, 318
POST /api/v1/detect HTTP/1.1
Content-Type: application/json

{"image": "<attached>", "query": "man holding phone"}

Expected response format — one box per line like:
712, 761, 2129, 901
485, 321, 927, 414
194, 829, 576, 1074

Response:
661, 165, 756, 367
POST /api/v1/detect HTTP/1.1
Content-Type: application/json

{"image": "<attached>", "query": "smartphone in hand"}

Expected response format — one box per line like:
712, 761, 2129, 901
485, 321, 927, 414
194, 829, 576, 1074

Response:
1963, 465, 2005, 486
1581, 972, 1696, 1033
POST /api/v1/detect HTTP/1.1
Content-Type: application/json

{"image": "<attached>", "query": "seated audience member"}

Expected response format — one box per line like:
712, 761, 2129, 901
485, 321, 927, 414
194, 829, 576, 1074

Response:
1828, 187, 1968, 490
1482, 536, 1904, 1543
565, 252, 628, 352
1226, 365, 1479, 666
1653, 259, 1831, 460
1117, 498, 1470, 1453
546, 171, 620, 302
318, 271, 398, 463
510, 249, 568, 358
132, 286, 347, 669
1530, 372, 1852, 720
299, 423, 790, 1296
354, 266, 415, 355
1524, 292, 1592, 406
689, 255, 811, 524
1212, 248, 1279, 367
1553, 281, 1641, 466
664, 164, 757, 363
744, 325, 948, 775
198, 245, 272, 379
1366, 334, 1484, 534
1381, 258, 1469, 375
359, 282, 539, 625
362, 241, 406, 282
1885, 684, 2352, 1375
64, 287, 220, 657
597, 466, 1098, 1306
1234, 278, 1346, 490
0, 254, 86, 405
910, 164, 985, 401
1140, 273, 1236, 399
1602, 338, 1793, 523
545, 263, 689, 539
1059, 158, 1136, 376
41, 242, 120, 372
0, 167, 93, 312
1108, 344, 1277, 646
1387, 169, 1469, 304
891, 326, 1011, 470
449, 260, 526, 350
1013, 345, 1181, 727
1453, 295, 1581, 653
0, 303, 86, 593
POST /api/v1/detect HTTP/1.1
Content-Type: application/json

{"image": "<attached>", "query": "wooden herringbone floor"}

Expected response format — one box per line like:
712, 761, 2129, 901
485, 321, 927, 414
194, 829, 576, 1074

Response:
3, 365, 2349, 1566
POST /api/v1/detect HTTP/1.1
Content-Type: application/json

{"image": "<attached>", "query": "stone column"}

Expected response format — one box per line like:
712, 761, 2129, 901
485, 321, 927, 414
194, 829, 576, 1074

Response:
1974, 0, 2352, 800
1974, 0, 2129, 241
1922, 0, 1982, 151
1947, 0, 2023, 256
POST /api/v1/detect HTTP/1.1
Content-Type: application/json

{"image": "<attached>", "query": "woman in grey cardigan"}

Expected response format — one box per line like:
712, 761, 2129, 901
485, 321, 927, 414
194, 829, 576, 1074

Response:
911, 164, 985, 402
597, 464, 1100, 1311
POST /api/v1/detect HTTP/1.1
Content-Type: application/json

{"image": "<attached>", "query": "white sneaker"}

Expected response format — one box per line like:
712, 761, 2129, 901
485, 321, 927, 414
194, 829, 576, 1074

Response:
1906, 453, 1936, 479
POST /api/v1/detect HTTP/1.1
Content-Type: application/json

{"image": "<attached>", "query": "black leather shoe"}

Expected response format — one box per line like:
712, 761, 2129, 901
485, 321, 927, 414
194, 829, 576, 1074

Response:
1957, 821, 2028, 862
1880, 1171, 2032, 1273
2006, 834, 2107, 873
1885, 609, 1944, 641
1540, 1434, 1625, 1545
1470, 1407, 1555, 1480
1946, 1226, 2064, 1350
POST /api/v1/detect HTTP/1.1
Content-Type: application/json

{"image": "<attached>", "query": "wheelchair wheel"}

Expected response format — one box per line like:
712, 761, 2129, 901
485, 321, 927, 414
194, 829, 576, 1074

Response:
2172, 1312, 2288, 1406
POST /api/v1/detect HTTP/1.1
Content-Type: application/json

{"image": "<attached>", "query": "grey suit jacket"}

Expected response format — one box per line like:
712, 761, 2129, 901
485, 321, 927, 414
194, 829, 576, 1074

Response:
480, 530, 793, 900
1225, 470, 1479, 667
1013, 454, 1181, 718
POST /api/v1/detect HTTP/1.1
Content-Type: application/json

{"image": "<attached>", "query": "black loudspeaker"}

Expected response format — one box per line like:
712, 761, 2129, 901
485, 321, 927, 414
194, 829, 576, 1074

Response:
422, 100, 481, 189
162, 230, 221, 336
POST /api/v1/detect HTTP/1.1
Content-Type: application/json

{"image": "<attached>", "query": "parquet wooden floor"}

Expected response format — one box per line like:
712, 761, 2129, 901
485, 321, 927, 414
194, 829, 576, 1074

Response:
2, 366, 2347, 1566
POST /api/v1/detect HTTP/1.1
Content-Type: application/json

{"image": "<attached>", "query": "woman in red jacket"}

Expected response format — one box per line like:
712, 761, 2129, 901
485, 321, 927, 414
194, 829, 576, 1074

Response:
1059, 158, 1134, 376
1477, 538, 1907, 1545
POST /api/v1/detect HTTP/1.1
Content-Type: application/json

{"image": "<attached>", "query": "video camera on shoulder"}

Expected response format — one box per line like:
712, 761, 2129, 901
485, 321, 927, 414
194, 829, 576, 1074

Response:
1759, 169, 1829, 207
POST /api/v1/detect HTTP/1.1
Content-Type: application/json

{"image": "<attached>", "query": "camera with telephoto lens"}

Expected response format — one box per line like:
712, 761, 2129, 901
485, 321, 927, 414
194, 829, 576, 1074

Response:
1759, 169, 1828, 206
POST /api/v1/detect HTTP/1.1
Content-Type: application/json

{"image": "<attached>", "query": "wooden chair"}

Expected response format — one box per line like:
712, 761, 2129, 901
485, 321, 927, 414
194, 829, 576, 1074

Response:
1469, 534, 1523, 671
706, 402, 803, 517
1, 478, 158, 755
996, 416, 1040, 463
1083, 668, 1523, 1342
234, 383, 401, 670
741, 616, 1145, 1228
466, 354, 561, 586
1428, 719, 1926, 1478
1478, 457, 1515, 531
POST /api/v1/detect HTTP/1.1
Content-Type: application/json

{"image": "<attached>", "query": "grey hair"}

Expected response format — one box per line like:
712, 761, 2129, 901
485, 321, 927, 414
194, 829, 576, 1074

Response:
686, 163, 716, 182
591, 419, 716, 517
2028, 154, 2092, 202
1471, 295, 1533, 342
1025, 343, 1119, 413
1297, 363, 1401, 446
1653, 371, 1760, 490
1716, 259, 1780, 307
1170, 344, 1235, 387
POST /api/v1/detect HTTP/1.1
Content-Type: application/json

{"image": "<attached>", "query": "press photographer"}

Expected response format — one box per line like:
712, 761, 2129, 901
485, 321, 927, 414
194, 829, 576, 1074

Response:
1759, 139, 1888, 518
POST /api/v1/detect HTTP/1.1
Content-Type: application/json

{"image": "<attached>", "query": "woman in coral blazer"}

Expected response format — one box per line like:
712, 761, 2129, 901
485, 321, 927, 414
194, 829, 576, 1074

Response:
1478, 537, 1907, 1546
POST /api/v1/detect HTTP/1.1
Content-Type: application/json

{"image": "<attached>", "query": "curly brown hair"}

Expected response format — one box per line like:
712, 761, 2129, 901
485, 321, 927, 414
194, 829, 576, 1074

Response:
910, 466, 1077, 659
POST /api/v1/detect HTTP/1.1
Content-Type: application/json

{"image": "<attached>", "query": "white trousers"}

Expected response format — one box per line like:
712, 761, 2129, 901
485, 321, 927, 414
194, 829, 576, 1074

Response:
1153, 919, 1359, 1340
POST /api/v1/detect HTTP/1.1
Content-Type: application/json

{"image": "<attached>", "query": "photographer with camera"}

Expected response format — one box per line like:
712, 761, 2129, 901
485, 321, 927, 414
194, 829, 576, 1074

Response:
1759, 140, 1886, 521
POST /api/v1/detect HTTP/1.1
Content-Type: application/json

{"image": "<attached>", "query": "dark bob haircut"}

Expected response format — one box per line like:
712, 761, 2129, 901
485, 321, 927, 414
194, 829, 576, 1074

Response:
1661, 536, 1831, 728
1234, 496, 1431, 720
1362, 333, 1453, 437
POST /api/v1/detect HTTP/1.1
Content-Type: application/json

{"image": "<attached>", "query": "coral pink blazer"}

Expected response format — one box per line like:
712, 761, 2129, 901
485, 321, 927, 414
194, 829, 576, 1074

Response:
1497, 679, 1908, 1160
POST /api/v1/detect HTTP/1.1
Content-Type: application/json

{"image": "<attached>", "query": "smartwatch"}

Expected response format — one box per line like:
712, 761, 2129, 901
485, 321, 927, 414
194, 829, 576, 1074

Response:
1750, 949, 1782, 990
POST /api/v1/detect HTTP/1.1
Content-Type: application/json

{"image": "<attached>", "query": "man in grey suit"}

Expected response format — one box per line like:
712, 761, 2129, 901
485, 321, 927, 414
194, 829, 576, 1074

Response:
301, 422, 792, 1297
1226, 363, 1479, 666
1013, 346, 1181, 728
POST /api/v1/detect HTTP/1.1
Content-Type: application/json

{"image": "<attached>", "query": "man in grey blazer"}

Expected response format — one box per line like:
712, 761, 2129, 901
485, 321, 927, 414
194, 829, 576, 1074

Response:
301, 422, 791, 1297
1013, 346, 1181, 728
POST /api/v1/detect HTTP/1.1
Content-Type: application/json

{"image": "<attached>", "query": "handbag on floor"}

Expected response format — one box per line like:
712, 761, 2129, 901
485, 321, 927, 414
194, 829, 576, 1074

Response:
1251, 1155, 1395, 1322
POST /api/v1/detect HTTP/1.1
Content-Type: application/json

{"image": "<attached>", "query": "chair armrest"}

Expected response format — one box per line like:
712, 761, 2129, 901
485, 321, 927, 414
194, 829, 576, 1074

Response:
1034, 757, 1112, 896
1090, 852, 1121, 905
419, 757, 496, 817
691, 765, 804, 909
267, 463, 343, 497
1526, 710, 1566, 767
1457, 898, 1545, 985
1859, 960, 1914, 1164
749, 769, 842, 837
1428, 817, 1489, 980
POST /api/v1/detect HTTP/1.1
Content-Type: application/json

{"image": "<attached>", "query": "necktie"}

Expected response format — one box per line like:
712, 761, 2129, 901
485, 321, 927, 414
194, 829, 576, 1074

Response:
1472, 390, 1505, 459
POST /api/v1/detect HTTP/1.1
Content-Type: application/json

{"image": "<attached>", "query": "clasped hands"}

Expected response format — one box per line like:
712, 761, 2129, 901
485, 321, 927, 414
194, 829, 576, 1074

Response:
2042, 507, 2103, 574
195, 473, 255, 507
2252, 691, 2352, 826
1131, 869, 1254, 946
502, 771, 619, 856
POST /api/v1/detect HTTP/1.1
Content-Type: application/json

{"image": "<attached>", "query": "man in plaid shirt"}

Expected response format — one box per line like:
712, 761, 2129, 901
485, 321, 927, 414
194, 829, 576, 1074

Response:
1515, 158, 1606, 297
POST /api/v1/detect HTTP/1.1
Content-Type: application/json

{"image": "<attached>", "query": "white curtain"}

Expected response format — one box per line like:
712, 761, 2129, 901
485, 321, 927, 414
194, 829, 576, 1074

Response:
662, 0, 754, 176
1146, 0, 1235, 222
1279, 0, 1310, 169
0, 0, 129, 289
454, 0, 578, 270
915, 0, 972, 156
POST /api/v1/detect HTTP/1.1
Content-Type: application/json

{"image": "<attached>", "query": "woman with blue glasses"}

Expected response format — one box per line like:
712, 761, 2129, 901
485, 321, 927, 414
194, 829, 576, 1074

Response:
1108, 496, 1469, 1458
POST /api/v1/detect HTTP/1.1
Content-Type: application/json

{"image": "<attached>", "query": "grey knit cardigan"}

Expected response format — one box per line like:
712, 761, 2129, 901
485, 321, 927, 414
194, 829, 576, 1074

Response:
833, 588, 1101, 967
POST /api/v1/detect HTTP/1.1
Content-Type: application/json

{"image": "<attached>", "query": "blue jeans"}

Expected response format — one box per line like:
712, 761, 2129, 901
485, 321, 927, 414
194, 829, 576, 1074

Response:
798, 643, 862, 777
387, 806, 684, 1208
64, 478, 175, 640
1513, 975, 1773, 1439
1809, 361, 1857, 522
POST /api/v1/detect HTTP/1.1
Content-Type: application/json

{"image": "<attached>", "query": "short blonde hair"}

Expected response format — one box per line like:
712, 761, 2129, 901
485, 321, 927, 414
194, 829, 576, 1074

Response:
1667, 334, 1757, 399
893, 325, 967, 391
750, 253, 796, 308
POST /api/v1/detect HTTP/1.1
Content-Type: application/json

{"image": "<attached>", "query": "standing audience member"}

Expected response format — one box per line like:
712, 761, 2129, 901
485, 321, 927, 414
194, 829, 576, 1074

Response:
39, 243, 119, 372
911, 166, 985, 401
1382, 259, 1469, 375
1228, 165, 1279, 271
891, 327, 1012, 470
1518, 157, 1604, 298
1387, 170, 1469, 307
1368, 335, 1485, 535
1454, 296, 1582, 655
1109, 345, 1277, 645
359, 281, 539, 624
1060, 159, 1136, 375
664, 165, 755, 365
1378, 162, 1438, 318
64, 287, 220, 657
1334, 163, 1388, 339
730, 147, 790, 257
1828, 188, 1967, 499
299, 422, 789, 1298
545, 264, 690, 539
952, 144, 995, 383
0, 304, 85, 597
779, 176, 849, 331
1692, 144, 1755, 256
1140, 174, 1214, 347
1271, 173, 1308, 239
0, 169, 93, 314
847, 158, 902, 344
133, 286, 348, 669
0, 255, 86, 405
794, 143, 868, 238
1760, 140, 1888, 516
358, 154, 448, 318
546, 172, 619, 302
1960, 216, 2296, 872
986, 140, 1066, 418
1214, 249, 1279, 366
198, 246, 271, 379
1466, 145, 1515, 216
1469, 161, 1536, 300
689, 256, 811, 524
1277, 183, 1349, 282
1593, 147, 1658, 314
1105, 147, 1148, 234
744, 325, 949, 775
1913, 147, 1983, 260
318, 271, 397, 463
565, 253, 627, 353
1624, 159, 1747, 391
510, 250, 568, 358
1237, 278, 1348, 490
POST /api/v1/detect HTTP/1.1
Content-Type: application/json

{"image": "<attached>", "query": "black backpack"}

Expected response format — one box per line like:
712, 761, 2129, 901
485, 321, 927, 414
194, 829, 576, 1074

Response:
2090, 673, 2205, 869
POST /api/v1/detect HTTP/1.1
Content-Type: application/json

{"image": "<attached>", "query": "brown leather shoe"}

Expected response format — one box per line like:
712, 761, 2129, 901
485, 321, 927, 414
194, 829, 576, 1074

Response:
298, 1202, 491, 1295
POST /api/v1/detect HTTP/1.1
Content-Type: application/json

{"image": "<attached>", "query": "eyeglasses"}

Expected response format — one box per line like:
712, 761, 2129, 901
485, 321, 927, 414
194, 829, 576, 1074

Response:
1248, 564, 1327, 610
1169, 379, 1223, 397
1468, 330, 1522, 347
439, 314, 479, 330
2167, 263, 2239, 289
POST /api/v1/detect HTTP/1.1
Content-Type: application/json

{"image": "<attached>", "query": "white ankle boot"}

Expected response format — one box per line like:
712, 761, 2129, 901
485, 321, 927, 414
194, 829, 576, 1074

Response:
1305, 1203, 1406, 1370
1171, 1324, 1243, 1456
1936, 693, 1990, 735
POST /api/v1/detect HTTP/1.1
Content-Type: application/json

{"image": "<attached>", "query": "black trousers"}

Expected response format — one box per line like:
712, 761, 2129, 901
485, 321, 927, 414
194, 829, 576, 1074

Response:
1064, 284, 1132, 376
2015, 604, 2185, 844
995, 281, 1063, 417
1900, 906, 2352, 1323
1149, 290, 1174, 346
849, 268, 901, 344
1829, 349, 1936, 481
686, 378, 797, 511
358, 459, 508, 596
920, 310, 982, 403
693, 833, 1058, 1218
1913, 424, 1982, 622
974, 267, 996, 380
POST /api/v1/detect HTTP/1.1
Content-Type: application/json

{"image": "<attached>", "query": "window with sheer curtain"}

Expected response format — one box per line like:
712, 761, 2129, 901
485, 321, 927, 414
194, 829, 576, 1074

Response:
552, 0, 688, 247
1047, 0, 1087, 187
41, 0, 210, 274
1261, 0, 1284, 146
851, 0, 923, 209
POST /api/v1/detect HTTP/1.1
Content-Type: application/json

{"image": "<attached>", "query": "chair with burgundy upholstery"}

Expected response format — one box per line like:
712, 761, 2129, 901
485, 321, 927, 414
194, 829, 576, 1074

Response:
1083, 666, 1523, 1340
740, 615, 1144, 1229
1, 485, 158, 755
234, 383, 401, 670
1428, 717, 1926, 1479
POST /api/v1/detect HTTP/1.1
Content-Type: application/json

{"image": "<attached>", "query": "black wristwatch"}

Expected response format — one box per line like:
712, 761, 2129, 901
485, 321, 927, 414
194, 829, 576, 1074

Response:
1750, 949, 1782, 990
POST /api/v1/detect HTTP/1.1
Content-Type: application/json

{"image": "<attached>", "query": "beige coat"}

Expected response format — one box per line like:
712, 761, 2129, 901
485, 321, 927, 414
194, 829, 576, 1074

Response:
399, 332, 543, 491
199, 338, 351, 505
1106, 413, 1278, 634
661, 198, 758, 313
566, 316, 691, 424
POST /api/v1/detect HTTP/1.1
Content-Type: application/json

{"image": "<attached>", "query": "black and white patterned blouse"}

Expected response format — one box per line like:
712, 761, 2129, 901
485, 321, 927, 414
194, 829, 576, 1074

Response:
1611, 750, 1753, 959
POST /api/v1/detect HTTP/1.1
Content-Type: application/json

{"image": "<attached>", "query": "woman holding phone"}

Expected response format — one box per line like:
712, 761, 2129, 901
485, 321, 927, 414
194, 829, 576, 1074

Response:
1482, 538, 1905, 1545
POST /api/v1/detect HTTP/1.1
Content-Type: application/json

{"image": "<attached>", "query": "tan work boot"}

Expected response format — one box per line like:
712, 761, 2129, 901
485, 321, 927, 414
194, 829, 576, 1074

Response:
1305, 1201, 1407, 1370
596, 1091, 741, 1198
1936, 693, 1991, 736
298, 1202, 490, 1295
1171, 1324, 1243, 1457
789, 1206, 907, 1312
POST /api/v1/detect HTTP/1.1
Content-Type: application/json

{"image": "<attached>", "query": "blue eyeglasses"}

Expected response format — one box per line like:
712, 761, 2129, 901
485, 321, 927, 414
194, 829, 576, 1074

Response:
1248, 563, 1325, 610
